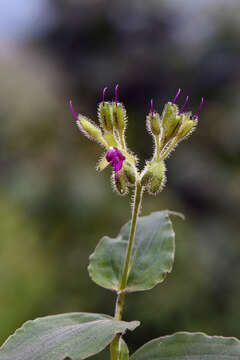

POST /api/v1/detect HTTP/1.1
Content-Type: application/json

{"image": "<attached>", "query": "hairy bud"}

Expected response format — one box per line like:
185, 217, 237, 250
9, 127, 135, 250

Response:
77, 116, 106, 146
98, 102, 113, 132
113, 170, 128, 195
162, 102, 178, 129
149, 161, 165, 194
162, 114, 182, 145
112, 103, 127, 133
147, 112, 161, 136
141, 162, 153, 187
123, 161, 136, 185
177, 113, 195, 139
141, 161, 165, 194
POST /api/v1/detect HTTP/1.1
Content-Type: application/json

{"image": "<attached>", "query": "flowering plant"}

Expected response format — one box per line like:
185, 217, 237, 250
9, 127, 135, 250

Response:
1, 87, 240, 360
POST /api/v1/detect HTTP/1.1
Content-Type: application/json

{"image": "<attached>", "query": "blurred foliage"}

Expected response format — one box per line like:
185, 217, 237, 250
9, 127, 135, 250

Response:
0, 0, 240, 357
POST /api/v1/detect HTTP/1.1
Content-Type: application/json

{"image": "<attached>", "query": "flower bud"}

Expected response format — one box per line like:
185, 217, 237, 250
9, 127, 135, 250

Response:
178, 120, 194, 139
149, 174, 163, 194
177, 113, 195, 139
113, 170, 128, 195
141, 161, 165, 194
112, 103, 127, 133
77, 116, 106, 146
149, 161, 165, 194
162, 114, 182, 145
98, 102, 113, 132
140, 162, 153, 187
147, 112, 161, 136
161, 102, 177, 129
123, 161, 136, 185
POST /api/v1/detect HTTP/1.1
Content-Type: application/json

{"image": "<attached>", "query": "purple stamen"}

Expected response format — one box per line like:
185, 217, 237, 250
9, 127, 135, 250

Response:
115, 84, 119, 105
106, 147, 126, 178
102, 87, 107, 105
193, 97, 204, 120
150, 99, 154, 116
69, 100, 79, 121
172, 88, 181, 105
178, 96, 189, 114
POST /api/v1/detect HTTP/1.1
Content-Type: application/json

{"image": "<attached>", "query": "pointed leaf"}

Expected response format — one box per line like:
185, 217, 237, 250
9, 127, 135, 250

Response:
131, 332, 240, 360
0, 312, 139, 360
89, 211, 175, 292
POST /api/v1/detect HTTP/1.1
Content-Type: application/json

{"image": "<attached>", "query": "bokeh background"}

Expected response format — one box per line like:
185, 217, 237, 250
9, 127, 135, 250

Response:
1, 0, 240, 357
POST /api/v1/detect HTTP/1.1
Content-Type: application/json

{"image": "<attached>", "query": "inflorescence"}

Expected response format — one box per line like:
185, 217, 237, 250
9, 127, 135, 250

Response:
70, 86, 203, 195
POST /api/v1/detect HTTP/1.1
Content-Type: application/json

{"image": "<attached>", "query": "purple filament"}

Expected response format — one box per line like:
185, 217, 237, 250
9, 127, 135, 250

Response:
193, 97, 204, 120
172, 88, 181, 105
115, 84, 119, 105
69, 101, 79, 121
150, 99, 154, 116
102, 87, 107, 105
178, 96, 189, 114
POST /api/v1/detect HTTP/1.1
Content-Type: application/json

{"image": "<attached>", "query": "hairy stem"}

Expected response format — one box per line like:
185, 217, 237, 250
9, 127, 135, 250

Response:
159, 137, 178, 161
110, 181, 143, 360
155, 134, 160, 161
120, 181, 143, 290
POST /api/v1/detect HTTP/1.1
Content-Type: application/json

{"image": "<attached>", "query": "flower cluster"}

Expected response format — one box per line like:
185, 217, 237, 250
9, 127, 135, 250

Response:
142, 89, 203, 194
70, 87, 203, 196
70, 85, 137, 195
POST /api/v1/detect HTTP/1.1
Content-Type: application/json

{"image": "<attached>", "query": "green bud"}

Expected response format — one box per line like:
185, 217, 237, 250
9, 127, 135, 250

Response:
178, 120, 194, 138
113, 171, 128, 195
162, 102, 177, 129
147, 112, 161, 136
104, 132, 119, 147
78, 116, 106, 146
140, 163, 153, 187
112, 103, 126, 133
123, 161, 136, 185
98, 102, 113, 132
149, 161, 165, 194
162, 115, 182, 145
149, 173, 163, 194
141, 161, 165, 194
177, 114, 194, 139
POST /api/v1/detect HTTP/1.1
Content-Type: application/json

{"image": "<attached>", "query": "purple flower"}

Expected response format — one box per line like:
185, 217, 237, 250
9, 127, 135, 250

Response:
106, 147, 126, 178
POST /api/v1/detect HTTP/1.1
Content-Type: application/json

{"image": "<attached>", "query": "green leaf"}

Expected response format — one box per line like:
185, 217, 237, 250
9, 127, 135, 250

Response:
119, 338, 129, 360
88, 211, 175, 292
0, 312, 140, 360
131, 332, 240, 360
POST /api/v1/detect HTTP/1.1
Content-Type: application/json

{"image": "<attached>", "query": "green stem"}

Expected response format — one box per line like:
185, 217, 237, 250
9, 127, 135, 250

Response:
155, 134, 160, 160
110, 181, 143, 360
159, 137, 178, 161
120, 181, 143, 290
114, 292, 125, 320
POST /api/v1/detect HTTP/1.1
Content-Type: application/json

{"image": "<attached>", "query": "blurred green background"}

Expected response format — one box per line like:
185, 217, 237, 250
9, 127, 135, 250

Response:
1, 0, 240, 356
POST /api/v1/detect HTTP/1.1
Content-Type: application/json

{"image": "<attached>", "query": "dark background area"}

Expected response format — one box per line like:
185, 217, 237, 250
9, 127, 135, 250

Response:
0, 0, 240, 357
